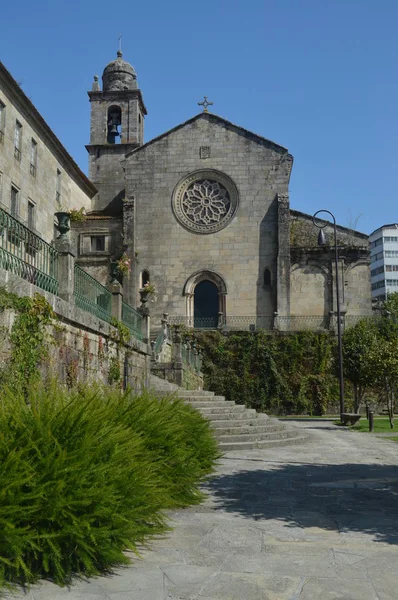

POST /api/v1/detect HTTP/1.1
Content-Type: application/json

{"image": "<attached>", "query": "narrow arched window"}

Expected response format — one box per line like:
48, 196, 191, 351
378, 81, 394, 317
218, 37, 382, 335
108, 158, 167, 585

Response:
263, 268, 272, 286
141, 270, 150, 287
107, 105, 122, 144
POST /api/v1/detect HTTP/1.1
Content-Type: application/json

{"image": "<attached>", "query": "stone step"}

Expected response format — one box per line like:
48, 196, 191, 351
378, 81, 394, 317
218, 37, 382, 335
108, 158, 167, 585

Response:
216, 429, 301, 443
210, 416, 267, 428
185, 400, 236, 408
212, 423, 284, 436
177, 390, 215, 397
219, 435, 309, 451
182, 396, 227, 403
194, 404, 248, 415
149, 374, 179, 392
200, 409, 258, 420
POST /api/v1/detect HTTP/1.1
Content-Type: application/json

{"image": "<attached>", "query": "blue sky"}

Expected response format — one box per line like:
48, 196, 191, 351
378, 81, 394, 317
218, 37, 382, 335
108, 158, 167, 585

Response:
2, 0, 398, 234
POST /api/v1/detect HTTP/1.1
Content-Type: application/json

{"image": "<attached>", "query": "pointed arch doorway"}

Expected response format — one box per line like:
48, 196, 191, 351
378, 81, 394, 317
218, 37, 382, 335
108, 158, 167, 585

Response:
184, 270, 227, 329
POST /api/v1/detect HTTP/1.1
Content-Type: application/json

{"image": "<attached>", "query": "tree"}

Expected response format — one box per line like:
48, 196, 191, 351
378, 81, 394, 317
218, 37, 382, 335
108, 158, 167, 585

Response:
368, 336, 398, 429
378, 292, 398, 341
342, 319, 378, 413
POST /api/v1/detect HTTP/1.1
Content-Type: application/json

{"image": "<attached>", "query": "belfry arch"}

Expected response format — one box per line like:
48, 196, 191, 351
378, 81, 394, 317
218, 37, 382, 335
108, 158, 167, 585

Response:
183, 270, 227, 327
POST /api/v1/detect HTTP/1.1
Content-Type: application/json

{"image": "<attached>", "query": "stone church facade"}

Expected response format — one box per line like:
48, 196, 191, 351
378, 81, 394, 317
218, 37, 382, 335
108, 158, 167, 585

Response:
68, 52, 373, 329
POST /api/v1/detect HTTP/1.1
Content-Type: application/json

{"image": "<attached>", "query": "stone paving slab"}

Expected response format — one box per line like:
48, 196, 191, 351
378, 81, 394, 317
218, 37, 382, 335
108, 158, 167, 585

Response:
4, 422, 398, 600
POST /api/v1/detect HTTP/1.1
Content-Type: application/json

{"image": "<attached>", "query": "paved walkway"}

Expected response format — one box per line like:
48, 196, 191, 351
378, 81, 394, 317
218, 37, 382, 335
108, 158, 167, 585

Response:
7, 422, 398, 600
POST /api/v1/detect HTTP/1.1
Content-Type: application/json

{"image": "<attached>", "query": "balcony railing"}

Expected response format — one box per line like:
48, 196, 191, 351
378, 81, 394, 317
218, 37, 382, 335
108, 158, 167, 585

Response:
122, 301, 143, 341
168, 314, 376, 332
169, 316, 220, 329
169, 315, 275, 330
14, 147, 21, 161
0, 206, 58, 294
0, 130, 3, 144
74, 264, 112, 324
224, 315, 274, 330
30, 163, 36, 177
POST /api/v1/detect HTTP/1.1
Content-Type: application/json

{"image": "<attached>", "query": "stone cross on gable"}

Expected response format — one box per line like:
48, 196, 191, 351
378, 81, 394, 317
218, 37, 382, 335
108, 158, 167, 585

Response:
198, 96, 213, 113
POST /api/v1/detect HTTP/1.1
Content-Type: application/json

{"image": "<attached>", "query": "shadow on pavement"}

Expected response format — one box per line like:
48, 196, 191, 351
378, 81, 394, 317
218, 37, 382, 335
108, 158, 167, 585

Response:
204, 462, 398, 544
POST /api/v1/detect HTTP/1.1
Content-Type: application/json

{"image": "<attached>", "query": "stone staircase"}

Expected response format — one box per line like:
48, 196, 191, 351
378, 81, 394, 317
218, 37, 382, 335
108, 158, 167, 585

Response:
149, 374, 308, 451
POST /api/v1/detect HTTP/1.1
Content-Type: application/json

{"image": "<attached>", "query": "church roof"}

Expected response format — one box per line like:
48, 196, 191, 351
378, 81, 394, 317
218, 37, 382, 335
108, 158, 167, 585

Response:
125, 112, 291, 158
290, 209, 369, 240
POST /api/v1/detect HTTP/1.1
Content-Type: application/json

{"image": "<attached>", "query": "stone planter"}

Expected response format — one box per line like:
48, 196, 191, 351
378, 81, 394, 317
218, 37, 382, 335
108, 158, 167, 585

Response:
54, 212, 70, 239
139, 288, 150, 306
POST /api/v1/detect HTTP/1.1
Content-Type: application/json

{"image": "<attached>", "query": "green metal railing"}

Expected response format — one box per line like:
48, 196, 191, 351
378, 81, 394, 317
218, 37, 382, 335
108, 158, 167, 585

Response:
180, 341, 202, 373
154, 327, 166, 353
0, 206, 59, 295
181, 343, 187, 364
122, 301, 143, 341
74, 264, 112, 323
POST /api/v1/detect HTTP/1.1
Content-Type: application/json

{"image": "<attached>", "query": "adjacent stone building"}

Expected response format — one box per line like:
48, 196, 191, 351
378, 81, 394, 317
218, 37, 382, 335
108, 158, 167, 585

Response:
0, 62, 96, 243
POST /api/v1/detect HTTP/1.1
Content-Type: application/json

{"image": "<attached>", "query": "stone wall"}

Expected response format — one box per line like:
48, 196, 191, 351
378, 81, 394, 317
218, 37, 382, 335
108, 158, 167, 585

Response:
290, 247, 373, 317
344, 261, 372, 315
0, 269, 150, 390
290, 263, 330, 316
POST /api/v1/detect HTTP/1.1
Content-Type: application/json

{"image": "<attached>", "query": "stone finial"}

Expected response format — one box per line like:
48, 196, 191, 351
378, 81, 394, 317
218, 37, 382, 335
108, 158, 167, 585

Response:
92, 75, 100, 91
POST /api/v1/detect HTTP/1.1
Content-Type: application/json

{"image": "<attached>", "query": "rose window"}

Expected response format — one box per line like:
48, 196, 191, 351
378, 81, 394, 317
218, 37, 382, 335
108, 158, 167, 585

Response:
172, 170, 239, 234
182, 180, 230, 225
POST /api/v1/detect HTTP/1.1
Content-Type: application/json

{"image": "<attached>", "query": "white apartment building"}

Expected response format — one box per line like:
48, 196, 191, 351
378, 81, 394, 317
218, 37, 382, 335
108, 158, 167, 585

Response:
370, 224, 398, 301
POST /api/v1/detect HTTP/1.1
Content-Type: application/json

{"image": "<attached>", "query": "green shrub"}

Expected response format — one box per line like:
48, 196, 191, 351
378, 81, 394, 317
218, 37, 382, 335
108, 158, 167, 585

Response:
0, 383, 219, 589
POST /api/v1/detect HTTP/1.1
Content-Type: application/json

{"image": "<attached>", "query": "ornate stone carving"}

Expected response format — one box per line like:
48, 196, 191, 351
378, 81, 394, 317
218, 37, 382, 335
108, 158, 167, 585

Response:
183, 180, 229, 225
200, 146, 211, 159
172, 169, 239, 234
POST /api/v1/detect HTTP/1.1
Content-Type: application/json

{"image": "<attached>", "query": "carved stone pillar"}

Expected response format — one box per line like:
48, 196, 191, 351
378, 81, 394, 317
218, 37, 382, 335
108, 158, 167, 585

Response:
122, 195, 136, 307
53, 237, 75, 304
108, 281, 123, 321
276, 193, 291, 318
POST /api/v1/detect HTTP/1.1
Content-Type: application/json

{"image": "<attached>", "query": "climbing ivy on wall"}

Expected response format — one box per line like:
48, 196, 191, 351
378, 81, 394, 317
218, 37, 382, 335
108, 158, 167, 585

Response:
0, 288, 55, 394
190, 330, 340, 415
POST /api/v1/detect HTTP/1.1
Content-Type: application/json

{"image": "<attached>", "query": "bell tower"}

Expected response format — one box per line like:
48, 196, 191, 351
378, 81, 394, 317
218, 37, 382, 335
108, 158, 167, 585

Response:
86, 51, 147, 213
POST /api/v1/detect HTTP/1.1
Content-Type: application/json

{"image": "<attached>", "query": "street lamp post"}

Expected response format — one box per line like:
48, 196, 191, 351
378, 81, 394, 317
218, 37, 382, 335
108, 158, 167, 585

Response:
313, 209, 345, 421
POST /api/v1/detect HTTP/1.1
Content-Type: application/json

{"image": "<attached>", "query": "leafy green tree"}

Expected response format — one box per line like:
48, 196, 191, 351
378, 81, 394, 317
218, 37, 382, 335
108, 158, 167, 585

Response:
342, 319, 379, 413
368, 336, 398, 428
377, 292, 398, 340
382, 291, 398, 317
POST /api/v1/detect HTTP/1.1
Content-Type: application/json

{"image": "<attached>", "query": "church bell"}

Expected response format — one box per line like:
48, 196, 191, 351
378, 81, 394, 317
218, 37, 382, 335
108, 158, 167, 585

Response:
107, 109, 121, 143
109, 124, 119, 135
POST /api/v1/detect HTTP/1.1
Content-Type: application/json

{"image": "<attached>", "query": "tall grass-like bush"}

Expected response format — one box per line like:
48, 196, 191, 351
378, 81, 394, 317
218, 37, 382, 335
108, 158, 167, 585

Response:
114, 391, 221, 507
0, 384, 219, 589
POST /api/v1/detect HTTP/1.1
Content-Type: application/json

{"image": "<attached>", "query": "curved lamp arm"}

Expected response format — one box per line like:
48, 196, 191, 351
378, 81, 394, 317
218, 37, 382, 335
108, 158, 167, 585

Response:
312, 209, 336, 229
